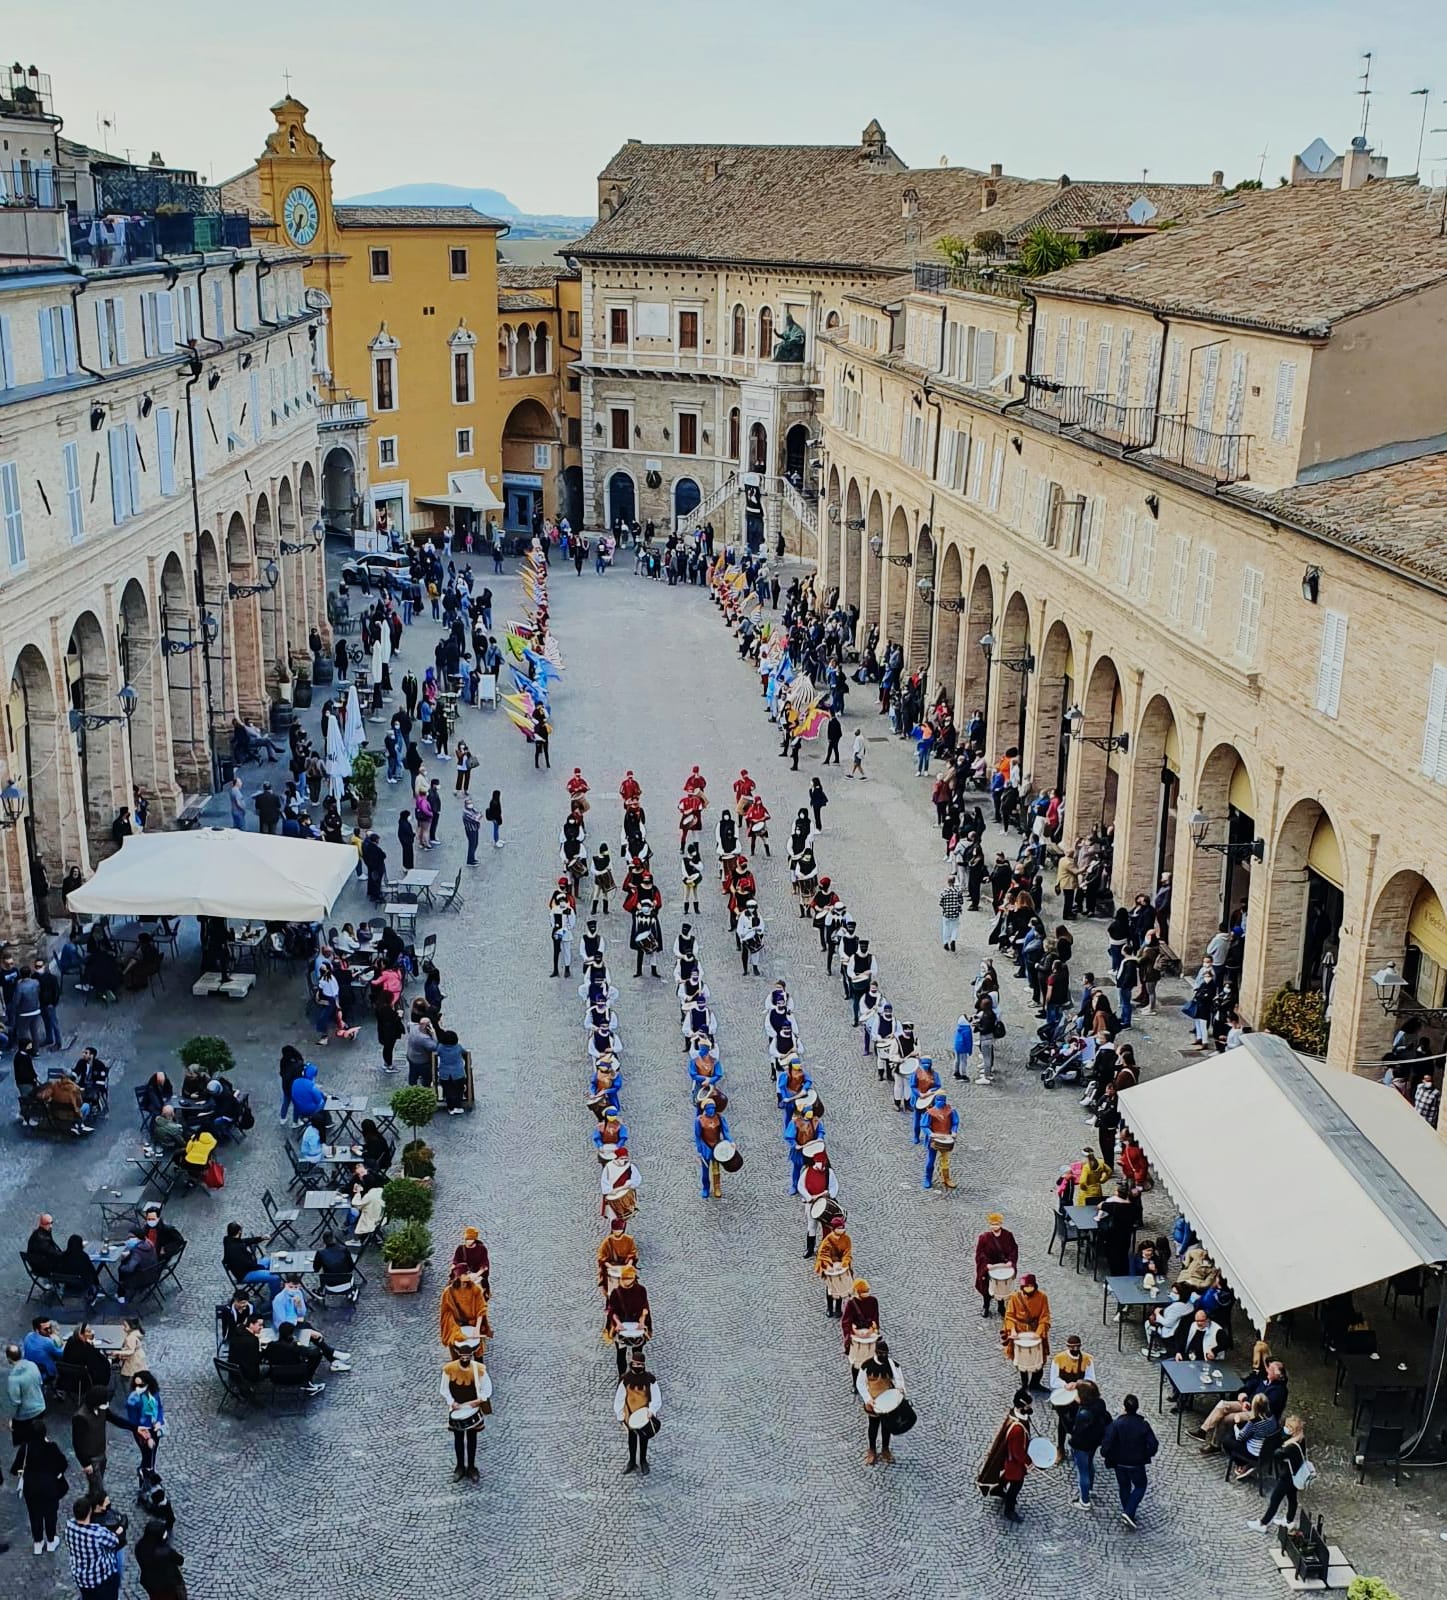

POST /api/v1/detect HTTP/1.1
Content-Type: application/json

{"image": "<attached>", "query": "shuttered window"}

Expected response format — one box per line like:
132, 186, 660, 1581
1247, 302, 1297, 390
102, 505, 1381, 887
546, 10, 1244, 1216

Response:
1190, 546, 1217, 633
1162, 338, 1183, 410
1114, 327, 1133, 406
973, 330, 996, 389
1422, 665, 1447, 784
987, 446, 1004, 511
1224, 350, 1248, 433
969, 439, 987, 501
0, 460, 24, 568
1052, 315, 1071, 380
1093, 324, 1113, 393
156, 408, 176, 497
1142, 333, 1162, 410
1272, 361, 1297, 442
1134, 522, 1156, 600
1314, 610, 1348, 718
1194, 346, 1221, 443
1167, 534, 1191, 620
1084, 496, 1104, 567
63, 441, 84, 541
1116, 509, 1137, 589
1235, 565, 1264, 661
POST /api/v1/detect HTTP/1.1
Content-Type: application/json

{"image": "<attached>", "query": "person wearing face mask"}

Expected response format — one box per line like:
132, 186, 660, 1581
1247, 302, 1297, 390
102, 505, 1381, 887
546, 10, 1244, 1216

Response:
977, 1388, 1035, 1523
441, 1342, 493, 1482
975, 1212, 1019, 1318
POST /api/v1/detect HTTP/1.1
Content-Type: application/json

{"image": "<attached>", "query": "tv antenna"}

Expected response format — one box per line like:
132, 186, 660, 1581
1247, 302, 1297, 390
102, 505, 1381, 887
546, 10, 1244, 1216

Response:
1358, 52, 1374, 141
1411, 88, 1431, 176
1257, 145, 1268, 184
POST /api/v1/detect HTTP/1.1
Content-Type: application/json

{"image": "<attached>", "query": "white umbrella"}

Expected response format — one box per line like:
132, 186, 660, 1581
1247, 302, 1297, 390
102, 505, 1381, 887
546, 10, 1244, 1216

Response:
324, 710, 350, 801
343, 683, 365, 760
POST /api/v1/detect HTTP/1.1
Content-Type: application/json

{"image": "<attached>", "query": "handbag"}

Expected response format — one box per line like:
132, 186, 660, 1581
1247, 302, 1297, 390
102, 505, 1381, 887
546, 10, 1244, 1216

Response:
201, 1158, 226, 1190
1291, 1454, 1317, 1491
993, 1017, 1007, 1039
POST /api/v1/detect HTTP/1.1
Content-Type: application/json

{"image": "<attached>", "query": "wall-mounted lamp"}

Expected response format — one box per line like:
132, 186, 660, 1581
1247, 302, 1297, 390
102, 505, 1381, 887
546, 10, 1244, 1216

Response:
1188, 808, 1265, 862
139, 394, 154, 419
1010, 435, 1023, 454
1065, 703, 1130, 753
89, 404, 106, 432
69, 683, 138, 734
228, 558, 280, 600
1144, 493, 1160, 520
207, 370, 221, 391
1301, 566, 1320, 604
0, 777, 26, 829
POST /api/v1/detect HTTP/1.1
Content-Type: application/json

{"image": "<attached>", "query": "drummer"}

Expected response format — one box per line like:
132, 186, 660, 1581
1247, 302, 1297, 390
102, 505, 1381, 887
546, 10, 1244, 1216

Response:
799, 1150, 838, 1259
814, 1212, 853, 1319
920, 1090, 959, 1192
1046, 1333, 1096, 1455
1002, 1272, 1053, 1390
452, 1225, 491, 1293
590, 843, 615, 917
785, 1093, 825, 1196
596, 1215, 639, 1300
909, 1057, 942, 1144
567, 766, 591, 813
688, 1040, 724, 1103
890, 1021, 920, 1111
439, 1261, 492, 1351
619, 769, 643, 809
856, 1337, 906, 1467
590, 1055, 622, 1118
614, 1344, 661, 1477
604, 1262, 653, 1376
694, 1097, 732, 1199
678, 786, 707, 853
841, 1277, 881, 1376
870, 1000, 898, 1074
776, 1056, 813, 1122
593, 1109, 629, 1156
975, 1213, 1019, 1318
579, 918, 607, 969
601, 1146, 641, 1224
683, 764, 708, 798
440, 1342, 493, 1483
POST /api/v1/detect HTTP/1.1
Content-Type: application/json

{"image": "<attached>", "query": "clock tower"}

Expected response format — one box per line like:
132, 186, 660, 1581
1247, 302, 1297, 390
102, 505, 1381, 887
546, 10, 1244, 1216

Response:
249, 97, 341, 259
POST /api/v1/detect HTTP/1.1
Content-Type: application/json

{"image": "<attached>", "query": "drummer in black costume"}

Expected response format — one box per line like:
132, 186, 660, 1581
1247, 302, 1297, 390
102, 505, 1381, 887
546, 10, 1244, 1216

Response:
590, 842, 616, 915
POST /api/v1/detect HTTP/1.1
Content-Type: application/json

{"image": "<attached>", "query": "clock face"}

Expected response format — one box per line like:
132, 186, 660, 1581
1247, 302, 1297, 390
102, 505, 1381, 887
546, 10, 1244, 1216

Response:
283, 186, 320, 245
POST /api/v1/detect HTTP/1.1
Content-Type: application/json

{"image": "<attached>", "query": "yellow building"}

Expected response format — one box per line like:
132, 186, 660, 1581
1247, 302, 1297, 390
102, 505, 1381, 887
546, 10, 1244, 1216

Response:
496, 263, 583, 529
223, 98, 508, 540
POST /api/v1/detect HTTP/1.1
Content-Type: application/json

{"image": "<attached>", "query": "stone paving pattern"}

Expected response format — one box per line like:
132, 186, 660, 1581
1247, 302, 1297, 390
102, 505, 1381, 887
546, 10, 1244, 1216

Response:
1, 553, 1441, 1599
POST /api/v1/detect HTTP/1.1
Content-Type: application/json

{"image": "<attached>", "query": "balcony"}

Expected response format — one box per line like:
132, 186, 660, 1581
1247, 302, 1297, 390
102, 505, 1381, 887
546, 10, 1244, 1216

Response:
319, 398, 369, 430
1150, 415, 1251, 484
1081, 395, 1158, 449
912, 261, 1026, 302
0, 66, 56, 121
579, 346, 761, 382
68, 210, 252, 268
1022, 374, 1087, 426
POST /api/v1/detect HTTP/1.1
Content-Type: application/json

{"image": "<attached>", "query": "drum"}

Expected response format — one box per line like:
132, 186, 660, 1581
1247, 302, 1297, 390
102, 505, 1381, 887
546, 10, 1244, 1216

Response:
930, 1133, 956, 1151
448, 1401, 483, 1432
615, 1320, 648, 1351
1011, 1331, 1045, 1375
627, 1409, 662, 1439
987, 1263, 1016, 1301
604, 1264, 625, 1292
847, 1329, 879, 1369
596, 1142, 618, 1165
884, 1395, 918, 1435
1027, 1436, 1056, 1468
809, 1196, 834, 1221
607, 1187, 638, 1223
822, 1264, 851, 1297
714, 1139, 744, 1173
873, 1387, 905, 1414
800, 1139, 826, 1159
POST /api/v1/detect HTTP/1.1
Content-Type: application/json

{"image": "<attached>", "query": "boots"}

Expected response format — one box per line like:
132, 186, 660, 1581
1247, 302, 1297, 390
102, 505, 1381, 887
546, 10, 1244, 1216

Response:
939, 1151, 956, 1190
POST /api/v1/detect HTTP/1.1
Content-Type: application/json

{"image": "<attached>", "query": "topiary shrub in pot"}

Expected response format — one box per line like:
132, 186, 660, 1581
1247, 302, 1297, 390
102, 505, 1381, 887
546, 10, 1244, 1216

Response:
381, 1176, 434, 1226
391, 1084, 438, 1182
382, 1221, 432, 1293
178, 1035, 235, 1077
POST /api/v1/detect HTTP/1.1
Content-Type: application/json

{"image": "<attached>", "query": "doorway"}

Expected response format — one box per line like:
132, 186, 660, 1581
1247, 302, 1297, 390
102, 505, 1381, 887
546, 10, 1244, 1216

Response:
608, 472, 636, 529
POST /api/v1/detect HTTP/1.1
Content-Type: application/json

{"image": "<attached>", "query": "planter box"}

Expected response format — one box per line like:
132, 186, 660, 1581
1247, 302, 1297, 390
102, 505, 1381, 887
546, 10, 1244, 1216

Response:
385, 1263, 425, 1294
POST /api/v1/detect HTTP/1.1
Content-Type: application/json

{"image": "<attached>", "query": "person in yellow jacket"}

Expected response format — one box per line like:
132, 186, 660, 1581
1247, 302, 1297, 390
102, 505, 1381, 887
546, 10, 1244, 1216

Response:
814, 1214, 853, 1318
181, 1129, 217, 1183
1074, 1148, 1112, 1205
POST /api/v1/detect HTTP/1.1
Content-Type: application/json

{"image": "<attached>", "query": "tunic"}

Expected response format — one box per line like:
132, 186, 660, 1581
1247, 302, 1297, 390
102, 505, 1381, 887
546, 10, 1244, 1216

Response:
596, 1232, 638, 1291
1002, 1287, 1052, 1369
973, 1227, 1019, 1297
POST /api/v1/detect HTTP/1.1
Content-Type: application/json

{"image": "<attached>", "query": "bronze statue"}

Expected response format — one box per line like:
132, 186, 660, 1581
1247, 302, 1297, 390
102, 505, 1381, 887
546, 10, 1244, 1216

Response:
772, 311, 806, 363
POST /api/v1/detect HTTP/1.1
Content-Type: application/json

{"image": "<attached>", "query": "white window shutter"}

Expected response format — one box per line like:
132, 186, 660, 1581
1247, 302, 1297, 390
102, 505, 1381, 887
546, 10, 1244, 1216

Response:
94, 300, 110, 369
1093, 324, 1113, 392
1070, 320, 1088, 385
1135, 523, 1157, 598
1423, 665, 1447, 783
190, 398, 206, 481
1235, 566, 1264, 659
157, 409, 176, 497
970, 439, 986, 500
1033, 310, 1048, 374
1114, 327, 1133, 406
156, 292, 175, 355
1143, 333, 1162, 410
1117, 510, 1137, 588
60, 306, 77, 372
1315, 611, 1347, 717
109, 428, 128, 523
1163, 338, 1183, 410
1191, 547, 1217, 632
1003, 334, 1016, 392
1033, 476, 1051, 538
1168, 534, 1191, 618
988, 446, 1004, 511
38, 309, 57, 378
975, 330, 996, 388
1195, 346, 1221, 429
113, 300, 128, 364
1086, 496, 1105, 567
1272, 361, 1297, 442
63, 441, 84, 541
140, 292, 157, 358
1224, 350, 1248, 432
250, 371, 262, 443
1053, 315, 1070, 379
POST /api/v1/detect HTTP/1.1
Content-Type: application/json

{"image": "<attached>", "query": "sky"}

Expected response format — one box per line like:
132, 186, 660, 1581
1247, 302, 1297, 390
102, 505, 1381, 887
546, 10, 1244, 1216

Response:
20, 0, 1447, 215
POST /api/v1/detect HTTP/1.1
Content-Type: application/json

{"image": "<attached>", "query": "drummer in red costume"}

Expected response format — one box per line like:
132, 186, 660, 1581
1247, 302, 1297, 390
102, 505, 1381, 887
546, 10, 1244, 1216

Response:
678, 787, 708, 853
683, 765, 707, 797
732, 768, 756, 818
841, 1277, 881, 1376
604, 1262, 653, 1376
566, 767, 591, 813
743, 793, 772, 857
620, 769, 643, 810
799, 1149, 838, 1259
974, 1211, 1019, 1318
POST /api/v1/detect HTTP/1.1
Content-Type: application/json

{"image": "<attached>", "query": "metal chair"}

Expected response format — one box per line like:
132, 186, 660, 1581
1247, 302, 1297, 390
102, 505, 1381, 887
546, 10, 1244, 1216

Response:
285, 1142, 326, 1197
437, 869, 464, 914
157, 1239, 188, 1300
317, 1265, 366, 1311
1384, 1268, 1425, 1319
213, 1355, 262, 1415
261, 1187, 301, 1247
1354, 1422, 1405, 1486
420, 934, 438, 969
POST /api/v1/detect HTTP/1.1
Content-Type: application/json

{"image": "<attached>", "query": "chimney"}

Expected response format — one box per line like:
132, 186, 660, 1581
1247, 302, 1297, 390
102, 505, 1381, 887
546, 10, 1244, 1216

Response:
1058, 173, 1072, 189
1211, 169, 1224, 187
989, 162, 1003, 179
1341, 135, 1373, 191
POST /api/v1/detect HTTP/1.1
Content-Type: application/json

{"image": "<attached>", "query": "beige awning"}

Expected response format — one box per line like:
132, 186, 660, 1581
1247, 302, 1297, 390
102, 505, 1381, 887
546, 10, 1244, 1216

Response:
415, 469, 504, 514
1118, 1033, 1447, 1330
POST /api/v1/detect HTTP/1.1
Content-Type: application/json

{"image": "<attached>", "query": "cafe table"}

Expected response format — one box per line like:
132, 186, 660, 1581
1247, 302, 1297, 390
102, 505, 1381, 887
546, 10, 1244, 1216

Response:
1158, 1361, 1245, 1443
1102, 1275, 1167, 1351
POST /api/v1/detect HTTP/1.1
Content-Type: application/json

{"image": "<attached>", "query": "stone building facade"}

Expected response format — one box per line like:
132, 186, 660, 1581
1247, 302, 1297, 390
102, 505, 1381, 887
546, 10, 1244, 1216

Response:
0, 246, 324, 942
813, 169, 1447, 1092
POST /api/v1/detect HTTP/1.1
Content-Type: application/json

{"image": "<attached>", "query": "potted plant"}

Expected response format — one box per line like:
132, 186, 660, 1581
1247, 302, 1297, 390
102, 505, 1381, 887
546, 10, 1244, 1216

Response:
391, 1084, 438, 1182
177, 1035, 234, 1077
381, 1221, 432, 1293
292, 666, 313, 709
350, 749, 381, 829
381, 1176, 434, 1226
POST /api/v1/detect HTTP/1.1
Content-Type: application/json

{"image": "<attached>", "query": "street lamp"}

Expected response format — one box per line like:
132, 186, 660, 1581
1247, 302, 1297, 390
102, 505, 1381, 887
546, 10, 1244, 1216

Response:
161, 612, 220, 655
1188, 808, 1264, 861
869, 534, 883, 558
1065, 702, 1130, 753
228, 558, 280, 600
1371, 964, 1447, 1028
0, 777, 25, 830
916, 574, 935, 605
69, 683, 139, 734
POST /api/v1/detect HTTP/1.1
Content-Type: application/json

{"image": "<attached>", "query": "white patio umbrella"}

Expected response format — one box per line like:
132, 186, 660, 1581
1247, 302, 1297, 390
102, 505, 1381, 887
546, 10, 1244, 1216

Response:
342, 683, 365, 760
323, 709, 350, 801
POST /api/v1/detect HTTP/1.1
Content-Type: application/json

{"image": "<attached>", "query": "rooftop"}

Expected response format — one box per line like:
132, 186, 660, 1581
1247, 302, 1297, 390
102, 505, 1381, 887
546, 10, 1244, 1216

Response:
334, 204, 505, 230
498, 291, 550, 311
1005, 179, 1226, 239
1235, 450, 1447, 586
498, 263, 575, 289
1030, 178, 1447, 336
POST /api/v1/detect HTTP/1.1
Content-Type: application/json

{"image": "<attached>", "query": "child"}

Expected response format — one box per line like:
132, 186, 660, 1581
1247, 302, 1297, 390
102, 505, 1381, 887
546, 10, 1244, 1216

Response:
952, 1013, 974, 1082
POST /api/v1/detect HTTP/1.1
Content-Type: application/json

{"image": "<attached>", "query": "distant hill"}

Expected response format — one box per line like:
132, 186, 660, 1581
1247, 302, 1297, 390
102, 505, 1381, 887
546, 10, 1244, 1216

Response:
338, 182, 591, 238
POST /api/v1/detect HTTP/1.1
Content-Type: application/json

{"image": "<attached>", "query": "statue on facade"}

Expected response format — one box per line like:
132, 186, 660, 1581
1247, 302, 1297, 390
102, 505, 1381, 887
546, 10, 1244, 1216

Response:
772, 310, 806, 363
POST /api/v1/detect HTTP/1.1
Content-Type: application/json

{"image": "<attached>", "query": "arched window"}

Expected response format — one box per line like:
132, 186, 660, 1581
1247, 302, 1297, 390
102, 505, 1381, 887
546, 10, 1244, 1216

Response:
758, 307, 774, 358
498, 325, 512, 377
728, 407, 740, 460
731, 303, 746, 356
515, 327, 532, 376
825, 309, 841, 330
748, 421, 768, 474
534, 321, 550, 374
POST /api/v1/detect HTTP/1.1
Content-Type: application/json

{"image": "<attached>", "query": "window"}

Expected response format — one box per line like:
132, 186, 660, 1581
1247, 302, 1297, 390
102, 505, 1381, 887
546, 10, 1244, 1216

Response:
759, 307, 773, 358
94, 296, 127, 368
1224, 350, 1248, 433
156, 408, 177, 498
456, 428, 473, 457
728, 407, 740, 460
1190, 546, 1217, 633
1114, 327, 1133, 406
1422, 664, 1447, 784
211, 277, 226, 339
453, 349, 473, 404
609, 307, 629, 347
62, 441, 84, 541
108, 424, 142, 525
987, 446, 1005, 511
610, 407, 630, 449
173, 284, 198, 345
566, 310, 579, 340
374, 355, 396, 412
370, 249, 391, 280
449, 248, 468, 278
1272, 361, 1297, 442
0, 315, 12, 388
1116, 509, 1137, 589
38, 304, 78, 379
971, 330, 996, 389
378, 436, 398, 468
140, 290, 176, 358
677, 310, 699, 351
567, 374, 580, 392
250, 370, 262, 443
969, 440, 987, 504
731, 303, 746, 356
677, 412, 698, 455
1162, 337, 1183, 411
1134, 522, 1156, 599
0, 461, 23, 568
533, 322, 549, 373
1235, 565, 1264, 661
1092, 323, 1113, 393
567, 417, 581, 447
1167, 534, 1191, 620
1314, 610, 1348, 718
1083, 496, 1104, 567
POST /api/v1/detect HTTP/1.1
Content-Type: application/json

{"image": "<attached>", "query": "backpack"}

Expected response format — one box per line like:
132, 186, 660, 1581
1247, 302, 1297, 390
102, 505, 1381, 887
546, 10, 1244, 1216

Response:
1291, 1453, 1317, 1491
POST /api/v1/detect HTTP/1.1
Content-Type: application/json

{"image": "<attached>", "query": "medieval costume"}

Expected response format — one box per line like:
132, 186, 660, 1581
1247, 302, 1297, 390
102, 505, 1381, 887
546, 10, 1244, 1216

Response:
975, 1213, 1018, 1316
1002, 1273, 1052, 1387
814, 1213, 852, 1317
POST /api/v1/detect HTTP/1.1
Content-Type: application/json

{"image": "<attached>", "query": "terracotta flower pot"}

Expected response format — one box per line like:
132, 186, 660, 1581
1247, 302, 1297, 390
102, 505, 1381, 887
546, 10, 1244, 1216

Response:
385, 1263, 425, 1294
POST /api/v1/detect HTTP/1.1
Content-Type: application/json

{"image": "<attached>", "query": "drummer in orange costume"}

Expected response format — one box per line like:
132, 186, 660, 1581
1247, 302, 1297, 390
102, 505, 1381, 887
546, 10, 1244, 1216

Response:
815, 1213, 853, 1318
440, 1342, 493, 1483
596, 1215, 639, 1298
1002, 1272, 1052, 1389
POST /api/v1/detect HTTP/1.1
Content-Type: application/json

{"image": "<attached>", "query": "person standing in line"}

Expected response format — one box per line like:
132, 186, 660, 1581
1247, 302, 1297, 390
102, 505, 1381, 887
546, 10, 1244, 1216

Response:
856, 1339, 906, 1466
939, 872, 963, 952
441, 1342, 492, 1483
21, 1419, 68, 1552
614, 1345, 661, 1476
485, 790, 504, 848
532, 707, 551, 769
427, 778, 444, 846
454, 741, 475, 793
808, 776, 828, 834
849, 729, 867, 779
973, 992, 999, 1085
228, 775, 247, 829
951, 1012, 974, 1081
824, 713, 842, 765
1100, 1391, 1159, 1530
977, 1389, 1034, 1523
462, 795, 482, 866
398, 809, 416, 872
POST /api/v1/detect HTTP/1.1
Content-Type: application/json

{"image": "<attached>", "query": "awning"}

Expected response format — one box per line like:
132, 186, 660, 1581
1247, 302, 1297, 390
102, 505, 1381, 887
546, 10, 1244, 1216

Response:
415, 469, 504, 514
66, 830, 359, 922
1118, 1033, 1447, 1330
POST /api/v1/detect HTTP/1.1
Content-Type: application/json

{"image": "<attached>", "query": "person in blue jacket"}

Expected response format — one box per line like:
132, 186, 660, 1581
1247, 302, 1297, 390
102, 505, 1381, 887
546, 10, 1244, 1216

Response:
922, 1092, 959, 1190
952, 1014, 974, 1081
289, 1061, 326, 1125
695, 1099, 732, 1199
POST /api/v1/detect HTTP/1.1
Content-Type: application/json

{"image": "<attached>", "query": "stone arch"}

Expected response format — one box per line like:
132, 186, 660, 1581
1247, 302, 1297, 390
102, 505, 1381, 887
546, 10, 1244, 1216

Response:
515, 323, 532, 376
864, 488, 883, 637
225, 512, 265, 722
1123, 692, 1181, 903
8, 641, 66, 913
932, 541, 963, 705
784, 422, 809, 482
1358, 871, 1447, 1066
534, 320, 550, 373
748, 421, 768, 476
1073, 653, 1124, 836
1262, 798, 1347, 1003
1035, 619, 1075, 805
991, 589, 1032, 761
118, 576, 176, 822
673, 476, 701, 524
257, 487, 283, 684
959, 562, 994, 739
66, 609, 123, 856
909, 521, 934, 678
1182, 742, 1260, 962
321, 445, 355, 535
607, 470, 635, 528
885, 504, 910, 647
159, 552, 208, 792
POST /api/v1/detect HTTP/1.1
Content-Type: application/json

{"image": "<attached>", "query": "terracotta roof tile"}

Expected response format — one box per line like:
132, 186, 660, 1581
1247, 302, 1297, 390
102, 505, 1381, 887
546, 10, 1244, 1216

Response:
498, 291, 549, 311
1031, 179, 1447, 335
498, 264, 574, 289
1235, 452, 1447, 585
333, 204, 504, 229
1006, 181, 1226, 238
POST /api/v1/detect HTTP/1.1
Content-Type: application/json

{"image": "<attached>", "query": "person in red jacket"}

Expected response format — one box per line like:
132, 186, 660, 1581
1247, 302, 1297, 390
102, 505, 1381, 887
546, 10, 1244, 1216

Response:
732, 769, 755, 818
619, 770, 642, 807
977, 1389, 1034, 1523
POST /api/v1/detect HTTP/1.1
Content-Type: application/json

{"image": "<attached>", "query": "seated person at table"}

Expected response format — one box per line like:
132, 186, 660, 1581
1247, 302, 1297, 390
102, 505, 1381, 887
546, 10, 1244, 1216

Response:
217, 1289, 258, 1345
1226, 1393, 1283, 1477
138, 1072, 174, 1130
37, 1073, 93, 1134
116, 1238, 159, 1306
313, 1230, 357, 1290
1178, 1244, 1217, 1291
148, 1105, 187, 1157
121, 933, 163, 992
22, 1315, 64, 1377
227, 1311, 267, 1385
298, 1115, 326, 1169
54, 1233, 104, 1308
137, 1206, 186, 1264
62, 1323, 114, 1390
73, 1047, 109, 1099
208, 1076, 247, 1132
357, 1118, 394, 1174
1145, 1283, 1194, 1353
181, 1129, 218, 1181
223, 1222, 282, 1298
1173, 1307, 1223, 1364
288, 1062, 329, 1129
1192, 1353, 1288, 1451
349, 1170, 386, 1238
26, 1213, 65, 1273
1129, 1238, 1170, 1279
270, 1276, 352, 1371
264, 1322, 328, 1394
81, 940, 124, 1003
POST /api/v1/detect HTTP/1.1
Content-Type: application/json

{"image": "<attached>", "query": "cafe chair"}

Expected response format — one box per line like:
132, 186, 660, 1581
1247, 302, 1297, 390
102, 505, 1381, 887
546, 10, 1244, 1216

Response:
1384, 1268, 1425, 1320
261, 1187, 302, 1248
1224, 1430, 1282, 1495
438, 869, 465, 914
1354, 1422, 1405, 1486
20, 1251, 69, 1305
420, 933, 438, 969
156, 1239, 188, 1299
317, 1266, 366, 1311
213, 1355, 264, 1415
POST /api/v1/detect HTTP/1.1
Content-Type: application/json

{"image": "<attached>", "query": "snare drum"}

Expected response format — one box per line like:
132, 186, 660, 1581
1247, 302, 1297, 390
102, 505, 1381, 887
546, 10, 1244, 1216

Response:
1048, 1387, 1078, 1409
1026, 1436, 1057, 1468
847, 1328, 879, 1369
987, 1263, 1017, 1301
615, 1320, 648, 1352
714, 1139, 744, 1173
822, 1264, 851, 1298
930, 1133, 956, 1151
448, 1401, 483, 1432
1010, 1331, 1045, 1374
596, 1142, 618, 1165
872, 1387, 904, 1414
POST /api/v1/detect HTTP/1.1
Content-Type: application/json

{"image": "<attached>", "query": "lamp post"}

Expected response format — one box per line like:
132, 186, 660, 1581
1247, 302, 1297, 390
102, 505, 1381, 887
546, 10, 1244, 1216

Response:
0, 777, 25, 830
1370, 965, 1447, 1030
1187, 809, 1265, 862
69, 683, 139, 735
228, 557, 280, 600
980, 629, 1034, 755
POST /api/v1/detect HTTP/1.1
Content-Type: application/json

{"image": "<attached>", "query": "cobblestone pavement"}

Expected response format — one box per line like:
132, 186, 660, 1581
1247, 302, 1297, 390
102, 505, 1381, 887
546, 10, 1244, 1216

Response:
1, 553, 1439, 1599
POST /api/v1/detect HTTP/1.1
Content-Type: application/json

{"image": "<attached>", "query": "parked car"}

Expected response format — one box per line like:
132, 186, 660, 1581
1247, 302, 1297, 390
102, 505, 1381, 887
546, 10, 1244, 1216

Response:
341, 550, 411, 587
